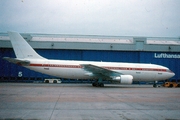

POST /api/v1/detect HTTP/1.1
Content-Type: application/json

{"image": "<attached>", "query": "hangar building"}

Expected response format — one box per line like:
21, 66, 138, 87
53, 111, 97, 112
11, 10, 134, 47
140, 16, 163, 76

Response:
0, 32, 180, 83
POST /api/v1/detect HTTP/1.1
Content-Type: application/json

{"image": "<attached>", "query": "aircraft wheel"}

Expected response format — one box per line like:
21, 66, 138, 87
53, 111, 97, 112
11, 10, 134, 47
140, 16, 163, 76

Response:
45, 80, 49, 83
153, 81, 158, 88
92, 82, 104, 87
92, 82, 98, 87
101, 83, 104, 87
169, 84, 173, 88
98, 83, 104, 87
153, 84, 157, 88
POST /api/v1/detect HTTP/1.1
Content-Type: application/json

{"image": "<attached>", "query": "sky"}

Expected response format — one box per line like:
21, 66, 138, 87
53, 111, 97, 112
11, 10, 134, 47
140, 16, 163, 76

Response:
0, 0, 180, 37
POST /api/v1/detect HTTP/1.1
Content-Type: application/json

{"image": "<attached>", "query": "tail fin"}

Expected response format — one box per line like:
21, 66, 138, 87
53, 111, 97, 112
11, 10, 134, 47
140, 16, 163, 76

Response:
8, 31, 45, 59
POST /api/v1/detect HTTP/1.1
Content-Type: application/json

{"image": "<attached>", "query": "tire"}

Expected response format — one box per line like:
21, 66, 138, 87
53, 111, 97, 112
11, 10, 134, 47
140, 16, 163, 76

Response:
92, 82, 98, 87
100, 83, 104, 87
53, 80, 57, 83
153, 84, 157, 88
98, 83, 104, 87
45, 80, 49, 83
169, 84, 173, 88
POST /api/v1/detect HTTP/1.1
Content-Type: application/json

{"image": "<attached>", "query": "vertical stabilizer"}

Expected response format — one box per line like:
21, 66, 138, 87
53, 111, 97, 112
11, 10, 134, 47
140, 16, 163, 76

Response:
8, 31, 45, 59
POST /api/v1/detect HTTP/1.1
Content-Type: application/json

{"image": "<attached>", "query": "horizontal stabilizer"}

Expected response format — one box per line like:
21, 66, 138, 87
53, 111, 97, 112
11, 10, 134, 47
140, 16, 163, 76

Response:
3, 57, 30, 66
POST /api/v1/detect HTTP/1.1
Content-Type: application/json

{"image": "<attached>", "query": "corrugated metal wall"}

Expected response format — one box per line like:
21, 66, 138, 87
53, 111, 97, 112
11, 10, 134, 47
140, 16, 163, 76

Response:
0, 48, 179, 82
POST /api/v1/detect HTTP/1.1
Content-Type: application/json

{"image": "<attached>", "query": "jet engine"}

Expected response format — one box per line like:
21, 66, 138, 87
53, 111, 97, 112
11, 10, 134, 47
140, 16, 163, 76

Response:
112, 75, 133, 84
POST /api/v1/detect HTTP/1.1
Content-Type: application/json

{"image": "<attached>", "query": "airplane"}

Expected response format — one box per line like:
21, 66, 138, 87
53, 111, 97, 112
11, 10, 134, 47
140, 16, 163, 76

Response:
3, 31, 175, 87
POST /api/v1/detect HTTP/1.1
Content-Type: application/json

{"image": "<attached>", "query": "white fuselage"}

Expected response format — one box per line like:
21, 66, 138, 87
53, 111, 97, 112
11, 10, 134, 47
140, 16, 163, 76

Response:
6, 31, 175, 85
24, 59, 175, 82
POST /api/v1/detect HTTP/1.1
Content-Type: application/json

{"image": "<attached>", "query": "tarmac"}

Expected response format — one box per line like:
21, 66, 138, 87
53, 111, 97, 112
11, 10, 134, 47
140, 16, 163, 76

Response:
0, 83, 180, 120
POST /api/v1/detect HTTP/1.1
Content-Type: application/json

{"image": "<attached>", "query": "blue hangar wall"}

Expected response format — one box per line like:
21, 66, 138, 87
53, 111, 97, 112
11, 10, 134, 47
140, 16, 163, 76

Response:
0, 48, 179, 83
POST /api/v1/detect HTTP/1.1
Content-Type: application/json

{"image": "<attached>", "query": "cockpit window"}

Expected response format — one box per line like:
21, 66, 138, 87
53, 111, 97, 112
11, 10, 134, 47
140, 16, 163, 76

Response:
166, 69, 172, 73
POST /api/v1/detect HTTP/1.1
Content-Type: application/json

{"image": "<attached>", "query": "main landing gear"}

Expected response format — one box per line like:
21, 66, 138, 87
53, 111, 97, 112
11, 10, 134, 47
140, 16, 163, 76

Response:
153, 81, 158, 88
92, 78, 104, 87
92, 82, 104, 87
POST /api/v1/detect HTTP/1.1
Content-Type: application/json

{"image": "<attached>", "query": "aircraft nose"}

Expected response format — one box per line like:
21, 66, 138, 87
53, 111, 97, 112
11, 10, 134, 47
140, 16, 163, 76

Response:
169, 71, 175, 78
171, 72, 175, 77
167, 69, 175, 78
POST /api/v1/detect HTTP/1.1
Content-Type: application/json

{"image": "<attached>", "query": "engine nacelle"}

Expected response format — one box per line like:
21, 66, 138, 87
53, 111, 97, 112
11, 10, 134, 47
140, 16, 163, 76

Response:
112, 75, 133, 84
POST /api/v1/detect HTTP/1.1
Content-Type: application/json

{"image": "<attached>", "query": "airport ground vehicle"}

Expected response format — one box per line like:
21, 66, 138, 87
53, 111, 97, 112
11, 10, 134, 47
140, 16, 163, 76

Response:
44, 79, 61, 83
162, 82, 180, 88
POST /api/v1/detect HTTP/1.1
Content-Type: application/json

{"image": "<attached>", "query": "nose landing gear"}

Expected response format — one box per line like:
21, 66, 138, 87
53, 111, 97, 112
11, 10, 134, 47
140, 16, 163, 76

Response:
153, 81, 158, 88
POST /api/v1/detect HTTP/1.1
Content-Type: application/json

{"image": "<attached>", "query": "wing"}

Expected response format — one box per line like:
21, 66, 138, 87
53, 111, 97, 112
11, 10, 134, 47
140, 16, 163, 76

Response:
3, 57, 30, 66
81, 64, 123, 79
